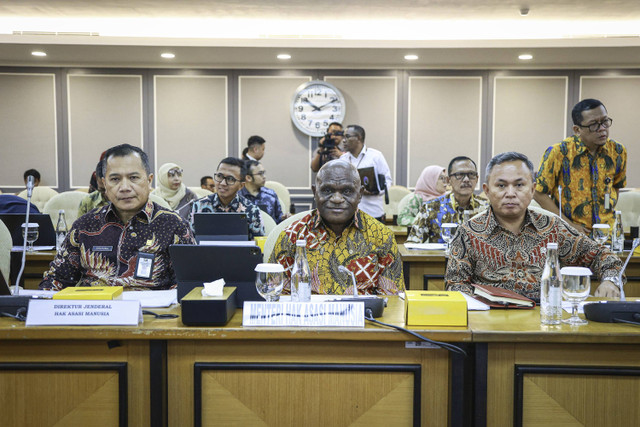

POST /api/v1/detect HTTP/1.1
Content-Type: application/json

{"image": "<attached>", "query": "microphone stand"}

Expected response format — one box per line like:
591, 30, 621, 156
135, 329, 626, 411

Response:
14, 177, 34, 295
617, 238, 640, 301
339, 266, 358, 297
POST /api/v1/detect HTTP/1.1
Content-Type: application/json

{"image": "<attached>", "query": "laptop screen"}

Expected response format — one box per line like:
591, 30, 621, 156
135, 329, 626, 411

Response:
193, 212, 249, 242
0, 213, 56, 247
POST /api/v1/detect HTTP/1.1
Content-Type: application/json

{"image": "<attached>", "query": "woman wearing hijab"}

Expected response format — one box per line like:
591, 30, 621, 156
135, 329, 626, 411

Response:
152, 163, 198, 220
397, 165, 447, 226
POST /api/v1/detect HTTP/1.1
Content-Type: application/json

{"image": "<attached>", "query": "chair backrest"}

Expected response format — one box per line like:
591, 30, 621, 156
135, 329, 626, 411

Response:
616, 190, 640, 231
0, 220, 11, 286
148, 193, 172, 210
75, 188, 89, 193
188, 187, 213, 198
264, 181, 291, 213
263, 210, 312, 262
384, 185, 411, 220
43, 191, 88, 228
17, 186, 59, 212
259, 209, 277, 236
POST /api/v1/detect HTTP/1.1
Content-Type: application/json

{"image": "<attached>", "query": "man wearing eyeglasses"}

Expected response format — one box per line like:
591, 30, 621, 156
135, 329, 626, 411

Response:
239, 160, 288, 224
534, 99, 627, 234
407, 156, 488, 243
190, 157, 265, 238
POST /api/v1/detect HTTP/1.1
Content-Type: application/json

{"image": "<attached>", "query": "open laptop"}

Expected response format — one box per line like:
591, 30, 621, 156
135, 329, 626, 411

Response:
169, 244, 263, 305
193, 212, 249, 243
0, 213, 56, 247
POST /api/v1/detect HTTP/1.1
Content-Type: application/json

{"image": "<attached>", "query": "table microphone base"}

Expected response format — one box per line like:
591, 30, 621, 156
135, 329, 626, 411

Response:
584, 301, 640, 323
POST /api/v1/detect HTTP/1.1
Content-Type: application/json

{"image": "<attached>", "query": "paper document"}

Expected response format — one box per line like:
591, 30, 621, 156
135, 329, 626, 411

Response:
11, 246, 55, 252
462, 293, 491, 311
199, 241, 256, 247
404, 243, 446, 251
122, 289, 177, 308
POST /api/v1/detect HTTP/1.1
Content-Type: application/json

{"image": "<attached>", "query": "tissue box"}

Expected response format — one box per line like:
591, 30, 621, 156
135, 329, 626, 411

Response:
181, 286, 237, 326
53, 286, 123, 300
405, 290, 467, 327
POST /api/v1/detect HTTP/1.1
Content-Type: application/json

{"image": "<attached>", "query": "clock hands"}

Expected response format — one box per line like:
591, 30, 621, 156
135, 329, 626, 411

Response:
301, 98, 322, 111
317, 99, 338, 110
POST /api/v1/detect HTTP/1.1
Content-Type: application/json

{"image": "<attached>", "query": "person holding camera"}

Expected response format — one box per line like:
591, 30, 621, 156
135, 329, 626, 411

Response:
311, 122, 344, 172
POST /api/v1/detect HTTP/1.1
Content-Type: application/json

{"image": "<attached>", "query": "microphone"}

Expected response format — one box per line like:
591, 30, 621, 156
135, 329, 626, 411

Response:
177, 195, 210, 213
337, 265, 385, 317
338, 265, 358, 297
616, 237, 640, 301
26, 175, 34, 198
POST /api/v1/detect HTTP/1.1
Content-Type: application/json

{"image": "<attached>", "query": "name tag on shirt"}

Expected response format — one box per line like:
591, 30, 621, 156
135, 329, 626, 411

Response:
93, 246, 113, 252
135, 252, 155, 280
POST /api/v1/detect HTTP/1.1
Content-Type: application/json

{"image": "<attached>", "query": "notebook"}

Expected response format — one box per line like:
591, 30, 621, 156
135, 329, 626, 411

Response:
169, 244, 263, 305
0, 213, 56, 247
193, 212, 249, 242
357, 167, 380, 193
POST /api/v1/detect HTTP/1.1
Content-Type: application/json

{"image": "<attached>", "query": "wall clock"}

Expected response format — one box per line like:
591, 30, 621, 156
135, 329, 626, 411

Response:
290, 80, 346, 137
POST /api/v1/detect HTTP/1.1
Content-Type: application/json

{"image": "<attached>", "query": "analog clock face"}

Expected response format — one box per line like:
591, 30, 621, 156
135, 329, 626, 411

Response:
290, 81, 346, 137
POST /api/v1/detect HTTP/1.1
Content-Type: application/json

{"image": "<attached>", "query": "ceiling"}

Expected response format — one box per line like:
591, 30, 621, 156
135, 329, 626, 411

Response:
1, 0, 640, 69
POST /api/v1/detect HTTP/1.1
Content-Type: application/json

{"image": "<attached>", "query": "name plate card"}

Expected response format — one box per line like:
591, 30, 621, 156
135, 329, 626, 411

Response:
243, 301, 365, 328
26, 299, 143, 326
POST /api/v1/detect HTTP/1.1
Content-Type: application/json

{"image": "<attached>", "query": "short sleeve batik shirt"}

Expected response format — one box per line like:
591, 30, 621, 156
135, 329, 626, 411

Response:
269, 209, 404, 295
535, 136, 627, 229
40, 201, 195, 291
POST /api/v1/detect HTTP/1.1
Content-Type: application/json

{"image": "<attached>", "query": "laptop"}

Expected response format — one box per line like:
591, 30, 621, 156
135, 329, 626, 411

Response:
193, 212, 249, 243
169, 244, 263, 305
0, 213, 56, 247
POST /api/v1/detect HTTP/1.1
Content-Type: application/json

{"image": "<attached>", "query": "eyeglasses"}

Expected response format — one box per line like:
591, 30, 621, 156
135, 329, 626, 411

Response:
213, 172, 241, 185
343, 134, 357, 139
449, 172, 478, 181
167, 169, 183, 177
577, 117, 613, 133
250, 170, 266, 177
438, 175, 448, 182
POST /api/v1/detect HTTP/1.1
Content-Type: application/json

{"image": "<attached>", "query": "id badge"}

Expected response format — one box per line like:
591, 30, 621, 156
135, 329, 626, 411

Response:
604, 193, 610, 211
135, 252, 155, 280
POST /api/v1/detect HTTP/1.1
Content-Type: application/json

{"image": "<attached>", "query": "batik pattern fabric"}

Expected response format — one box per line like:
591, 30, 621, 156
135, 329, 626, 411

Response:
445, 207, 622, 300
40, 201, 195, 291
535, 136, 627, 229
406, 193, 488, 243
190, 193, 265, 238
77, 190, 108, 216
269, 209, 404, 296
238, 187, 285, 224
397, 194, 423, 226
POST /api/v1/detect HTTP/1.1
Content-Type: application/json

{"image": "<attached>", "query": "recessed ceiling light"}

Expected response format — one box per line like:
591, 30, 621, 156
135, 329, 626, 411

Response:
31, 51, 46, 57
161, 52, 175, 59
404, 54, 419, 61
519, 7, 530, 16
277, 54, 291, 60
519, 54, 533, 60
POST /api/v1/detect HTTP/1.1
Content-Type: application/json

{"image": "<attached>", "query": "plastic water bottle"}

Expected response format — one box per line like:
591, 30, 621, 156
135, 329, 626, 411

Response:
540, 242, 562, 325
291, 239, 311, 302
55, 209, 68, 252
612, 211, 624, 252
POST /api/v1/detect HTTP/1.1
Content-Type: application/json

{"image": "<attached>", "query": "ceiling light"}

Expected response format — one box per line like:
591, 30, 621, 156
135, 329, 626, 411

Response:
161, 52, 175, 59
519, 7, 530, 16
404, 54, 419, 61
277, 54, 291, 60
31, 51, 46, 57
519, 54, 533, 60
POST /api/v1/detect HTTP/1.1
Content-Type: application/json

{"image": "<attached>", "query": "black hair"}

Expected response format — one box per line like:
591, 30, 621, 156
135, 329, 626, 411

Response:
345, 124, 365, 141
102, 144, 151, 175
485, 151, 535, 181
245, 160, 260, 175
218, 157, 247, 181
327, 122, 343, 130
572, 99, 606, 125
95, 160, 106, 179
200, 175, 213, 186
24, 169, 40, 181
447, 156, 477, 175
247, 135, 266, 147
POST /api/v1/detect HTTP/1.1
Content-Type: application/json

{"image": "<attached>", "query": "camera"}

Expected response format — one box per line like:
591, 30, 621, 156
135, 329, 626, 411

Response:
320, 130, 343, 152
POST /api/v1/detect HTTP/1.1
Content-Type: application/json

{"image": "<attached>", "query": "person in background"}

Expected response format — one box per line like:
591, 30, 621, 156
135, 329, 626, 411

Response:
78, 160, 109, 216
407, 156, 488, 243
242, 135, 266, 161
311, 122, 344, 172
0, 195, 40, 214
23, 169, 40, 187
397, 165, 447, 226
40, 143, 195, 291
239, 160, 287, 224
200, 175, 215, 193
152, 163, 198, 221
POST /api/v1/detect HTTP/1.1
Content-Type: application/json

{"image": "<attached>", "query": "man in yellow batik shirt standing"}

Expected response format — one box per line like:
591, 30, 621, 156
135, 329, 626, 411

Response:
534, 98, 627, 235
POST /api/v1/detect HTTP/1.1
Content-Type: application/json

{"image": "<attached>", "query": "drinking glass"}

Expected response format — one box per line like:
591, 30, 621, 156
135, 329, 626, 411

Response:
441, 223, 458, 255
561, 266, 592, 325
21, 222, 39, 252
255, 263, 285, 302
592, 223, 610, 246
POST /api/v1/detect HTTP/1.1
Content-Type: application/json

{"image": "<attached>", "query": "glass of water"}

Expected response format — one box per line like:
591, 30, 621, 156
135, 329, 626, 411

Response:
21, 222, 39, 252
441, 223, 458, 255
255, 263, 285, 302
592, 224, 610, 246
561, 266, 592, 325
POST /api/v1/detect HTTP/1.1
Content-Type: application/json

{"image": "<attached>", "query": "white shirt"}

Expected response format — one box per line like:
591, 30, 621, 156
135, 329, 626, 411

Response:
340, 144, 393, 218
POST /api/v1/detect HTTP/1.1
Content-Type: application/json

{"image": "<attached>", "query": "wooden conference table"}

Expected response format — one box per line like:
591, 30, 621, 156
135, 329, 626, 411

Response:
2, 297, 639, 426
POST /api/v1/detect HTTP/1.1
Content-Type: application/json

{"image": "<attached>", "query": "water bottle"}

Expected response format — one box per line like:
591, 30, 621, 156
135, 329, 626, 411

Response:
55, 209, 68, 252
612, 210, 624, 252
291, 239, 311, 302
540, 242, 562, 325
